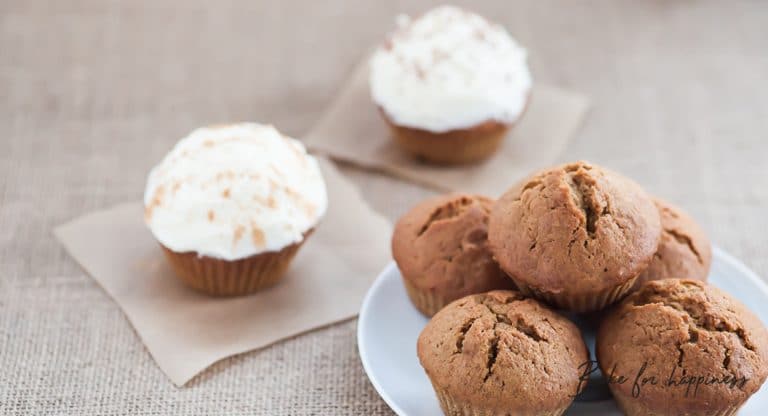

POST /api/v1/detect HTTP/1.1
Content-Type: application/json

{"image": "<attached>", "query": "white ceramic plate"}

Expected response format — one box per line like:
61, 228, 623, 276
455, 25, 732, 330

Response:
358, 247, 768, 415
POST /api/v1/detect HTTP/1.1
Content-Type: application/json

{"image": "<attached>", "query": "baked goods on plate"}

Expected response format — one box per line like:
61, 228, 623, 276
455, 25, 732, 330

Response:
418, 291, 588, 416
361, 159, 768, 415
633, 198, 712, 290
597, 279, 768, 415
488, 161, 661, 312
392, 193, 513, 316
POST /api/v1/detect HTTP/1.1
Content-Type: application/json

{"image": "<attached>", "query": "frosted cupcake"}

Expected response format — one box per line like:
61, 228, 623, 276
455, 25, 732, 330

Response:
144, 123, 327, 296
369, 6, 532, 164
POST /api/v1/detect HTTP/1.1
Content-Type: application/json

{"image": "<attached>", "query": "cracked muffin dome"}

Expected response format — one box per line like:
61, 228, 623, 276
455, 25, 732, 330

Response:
417, 290, 588, 416
488, 161, 661, 312
597, 279, 768, 416
144, 123, 327, 296
633, 198, 712, 290
392, 193, 514, 316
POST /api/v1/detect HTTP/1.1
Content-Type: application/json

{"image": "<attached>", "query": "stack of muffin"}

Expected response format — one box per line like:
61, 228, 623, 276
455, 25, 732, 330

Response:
393, 161, 768, 416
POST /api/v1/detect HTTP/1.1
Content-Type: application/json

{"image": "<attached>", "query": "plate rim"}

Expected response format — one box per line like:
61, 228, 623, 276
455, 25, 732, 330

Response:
357, 246, 768, 416
358, 261, 407, 415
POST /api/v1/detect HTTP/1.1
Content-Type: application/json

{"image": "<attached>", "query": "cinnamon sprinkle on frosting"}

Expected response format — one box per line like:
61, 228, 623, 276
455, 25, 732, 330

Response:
369, 5, 532, 132
143, 123, 327, 260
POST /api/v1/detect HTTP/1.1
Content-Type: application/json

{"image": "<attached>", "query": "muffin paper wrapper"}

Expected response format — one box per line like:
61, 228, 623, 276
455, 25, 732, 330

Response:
402, 278, 450, 317
512, 276, 638, 313
432, 383, 570, 416
612, 391, 742, 416
384, 113, 510, 165
161, 239, 305, 296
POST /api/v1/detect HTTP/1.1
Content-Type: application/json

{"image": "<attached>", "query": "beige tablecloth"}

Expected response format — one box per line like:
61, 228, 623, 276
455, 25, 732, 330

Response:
2, 1, 768, 414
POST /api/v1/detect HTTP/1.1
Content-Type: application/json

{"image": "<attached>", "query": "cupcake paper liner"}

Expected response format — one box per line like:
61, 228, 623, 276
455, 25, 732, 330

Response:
432, 383, 570, 416
612, 391, 742, 416
402, 278, 450, 317
380, 110, 511, 165
160, 235, 308, 297
511, 276, 638, 313
389, 123, 509, 165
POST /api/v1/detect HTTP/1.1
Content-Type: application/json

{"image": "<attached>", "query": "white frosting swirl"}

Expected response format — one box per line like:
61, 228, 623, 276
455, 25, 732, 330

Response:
144, 123, 327, 260
369, 6, 532, 133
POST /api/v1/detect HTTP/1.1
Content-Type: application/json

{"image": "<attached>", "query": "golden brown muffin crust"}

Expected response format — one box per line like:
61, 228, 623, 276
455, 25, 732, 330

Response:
488, 161, 662, 296
417, 291, 589, 414
634, 198, 712, 289
597, 279, 768, 414
392, 193, 514, 309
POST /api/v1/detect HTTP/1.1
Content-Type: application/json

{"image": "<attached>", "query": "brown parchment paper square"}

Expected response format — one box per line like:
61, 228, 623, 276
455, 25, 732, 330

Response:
54, 157, 391, 386
304, 61, 590, 196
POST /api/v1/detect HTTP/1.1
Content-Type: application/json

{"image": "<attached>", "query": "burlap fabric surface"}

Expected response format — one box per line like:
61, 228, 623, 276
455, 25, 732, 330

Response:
2, 1, 768, 414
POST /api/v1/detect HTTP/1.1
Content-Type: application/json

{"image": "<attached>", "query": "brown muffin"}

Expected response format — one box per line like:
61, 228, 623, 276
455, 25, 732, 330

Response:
488, 161, 662, 312
597, 279, 768, 415
382, 112, 511, 165
633, 198, 712, 290
392, 193, 514, 316
417, 290, 589, 416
